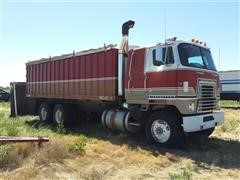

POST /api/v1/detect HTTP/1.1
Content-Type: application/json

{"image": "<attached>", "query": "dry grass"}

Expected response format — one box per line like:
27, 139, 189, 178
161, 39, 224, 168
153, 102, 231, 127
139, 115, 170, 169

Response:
215, 108, 240, 139
0, 102, 239, 179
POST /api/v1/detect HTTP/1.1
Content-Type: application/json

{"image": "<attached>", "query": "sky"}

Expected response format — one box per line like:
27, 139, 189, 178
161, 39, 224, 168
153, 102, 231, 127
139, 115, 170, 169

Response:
0, 0, 239, 87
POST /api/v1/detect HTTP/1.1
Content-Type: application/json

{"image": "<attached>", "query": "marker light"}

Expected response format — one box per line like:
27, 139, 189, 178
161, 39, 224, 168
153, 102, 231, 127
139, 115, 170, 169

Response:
189, 38, 207, 47
166, 36, 178, 41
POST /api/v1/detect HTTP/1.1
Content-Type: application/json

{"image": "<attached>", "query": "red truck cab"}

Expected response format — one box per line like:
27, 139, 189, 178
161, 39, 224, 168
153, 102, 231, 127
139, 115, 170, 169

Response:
122, 38, 224, 145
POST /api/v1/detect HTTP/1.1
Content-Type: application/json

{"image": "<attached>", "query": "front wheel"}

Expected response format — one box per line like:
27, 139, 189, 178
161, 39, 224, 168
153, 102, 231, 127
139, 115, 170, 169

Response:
145, 111, 183, 148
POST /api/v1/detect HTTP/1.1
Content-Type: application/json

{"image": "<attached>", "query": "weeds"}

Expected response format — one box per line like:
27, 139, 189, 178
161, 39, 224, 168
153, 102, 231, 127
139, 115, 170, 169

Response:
0, 145, 10, 166
56, 122, 66, 134
75, 141, 86, 152
215, 109, 240, 136
169, 164, 199, 180
74, 135, 87, 152
0, 112, 5, 119
220, 120, 238, 133
6, 125, 19, 136
0, 102, 10, 109
221, 100, 240, 107
34, 141, 67, 165
169, 169, 192, 180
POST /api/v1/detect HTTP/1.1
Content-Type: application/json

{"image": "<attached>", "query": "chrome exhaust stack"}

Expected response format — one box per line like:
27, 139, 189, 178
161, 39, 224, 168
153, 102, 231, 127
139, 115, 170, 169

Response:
118, 20, 135, 96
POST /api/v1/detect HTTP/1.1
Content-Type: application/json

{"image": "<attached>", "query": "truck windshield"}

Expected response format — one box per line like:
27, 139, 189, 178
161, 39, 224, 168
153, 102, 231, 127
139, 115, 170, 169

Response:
178, 43, 216, 71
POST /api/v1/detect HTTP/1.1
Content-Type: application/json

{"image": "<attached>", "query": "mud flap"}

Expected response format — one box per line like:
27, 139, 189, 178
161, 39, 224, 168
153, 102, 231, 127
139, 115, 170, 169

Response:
10, 82, 35, 117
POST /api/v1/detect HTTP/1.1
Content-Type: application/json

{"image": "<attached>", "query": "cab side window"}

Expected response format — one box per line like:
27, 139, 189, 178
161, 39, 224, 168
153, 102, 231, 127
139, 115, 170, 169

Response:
162, 47, 174, 64
145, 46, 175, 72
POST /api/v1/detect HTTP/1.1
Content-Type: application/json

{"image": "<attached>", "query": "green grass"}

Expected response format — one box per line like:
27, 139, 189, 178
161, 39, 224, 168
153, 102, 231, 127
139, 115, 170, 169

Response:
74, 135, 87, 152
169, 164, 199, 180
0, 102, 89, 169
0, 102, 10, 109
220, 100, 240, 107
0, 102, 76, 137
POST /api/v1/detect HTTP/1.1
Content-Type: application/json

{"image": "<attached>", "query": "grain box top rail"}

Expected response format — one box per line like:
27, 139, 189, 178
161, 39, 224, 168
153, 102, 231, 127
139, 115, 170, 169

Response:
26, 44, 117, 65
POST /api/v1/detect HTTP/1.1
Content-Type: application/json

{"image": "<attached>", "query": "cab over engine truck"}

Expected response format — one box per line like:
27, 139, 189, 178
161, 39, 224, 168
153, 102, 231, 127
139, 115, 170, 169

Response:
25, 20, 224, 147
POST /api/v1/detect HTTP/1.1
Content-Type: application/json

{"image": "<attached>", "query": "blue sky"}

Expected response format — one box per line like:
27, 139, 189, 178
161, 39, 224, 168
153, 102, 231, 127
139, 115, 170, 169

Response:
0, 0, 239, 86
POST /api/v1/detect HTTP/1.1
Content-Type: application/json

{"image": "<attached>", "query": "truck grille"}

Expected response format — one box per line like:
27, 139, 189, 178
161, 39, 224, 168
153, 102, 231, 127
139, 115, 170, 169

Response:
198, 81, 217, 113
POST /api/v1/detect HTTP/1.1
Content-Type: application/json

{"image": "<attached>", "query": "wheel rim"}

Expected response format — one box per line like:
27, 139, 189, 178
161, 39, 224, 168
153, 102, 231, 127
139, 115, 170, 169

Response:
40, 107, 47, 121
55, 109, 63, 124
151, 119, 171, 143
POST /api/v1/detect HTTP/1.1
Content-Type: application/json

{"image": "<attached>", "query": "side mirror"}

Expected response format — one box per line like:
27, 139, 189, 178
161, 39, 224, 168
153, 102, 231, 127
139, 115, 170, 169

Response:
152, 46, 164, 66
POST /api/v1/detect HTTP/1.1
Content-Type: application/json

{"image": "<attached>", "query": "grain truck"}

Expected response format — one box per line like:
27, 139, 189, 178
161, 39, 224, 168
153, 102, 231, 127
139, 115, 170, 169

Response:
25, 20, 224, 147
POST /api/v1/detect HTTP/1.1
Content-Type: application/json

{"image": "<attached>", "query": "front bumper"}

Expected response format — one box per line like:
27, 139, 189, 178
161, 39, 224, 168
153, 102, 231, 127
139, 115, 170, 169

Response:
182, 111, 224, 133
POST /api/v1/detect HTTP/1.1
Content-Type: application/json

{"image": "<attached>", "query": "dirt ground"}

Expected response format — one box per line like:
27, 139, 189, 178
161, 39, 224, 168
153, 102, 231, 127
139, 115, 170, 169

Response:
0, 105, 239, 180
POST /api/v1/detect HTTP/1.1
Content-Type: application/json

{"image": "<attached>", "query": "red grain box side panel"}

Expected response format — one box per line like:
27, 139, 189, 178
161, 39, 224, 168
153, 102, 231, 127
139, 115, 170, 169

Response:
26, 48, 118, 101
74, 57, 79, 95
85, 54, 92, 96
98, 52, 105, 96
79, 55, 85, 95
46, 62, 51, 96
59, 60, 63, 96
31, 64, 34, 96
50, 61, 55, 96
36, 64, 39, 96
26, 65, 29, 94
38, 64, 41, 96
69, 58, 74, 97
92, 53, 98, 96
42, 63, 46, 95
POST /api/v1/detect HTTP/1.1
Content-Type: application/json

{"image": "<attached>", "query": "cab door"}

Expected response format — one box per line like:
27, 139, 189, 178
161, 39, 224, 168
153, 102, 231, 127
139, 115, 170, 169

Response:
144, 46, 177, 100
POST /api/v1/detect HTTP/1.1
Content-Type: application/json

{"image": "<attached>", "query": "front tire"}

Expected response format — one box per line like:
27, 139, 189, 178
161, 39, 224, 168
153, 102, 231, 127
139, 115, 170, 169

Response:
145, 111, 183, 148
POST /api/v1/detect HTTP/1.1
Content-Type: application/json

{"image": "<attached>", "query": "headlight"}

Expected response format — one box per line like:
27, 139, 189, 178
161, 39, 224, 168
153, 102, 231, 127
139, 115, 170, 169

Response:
188, 102, 195, 112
